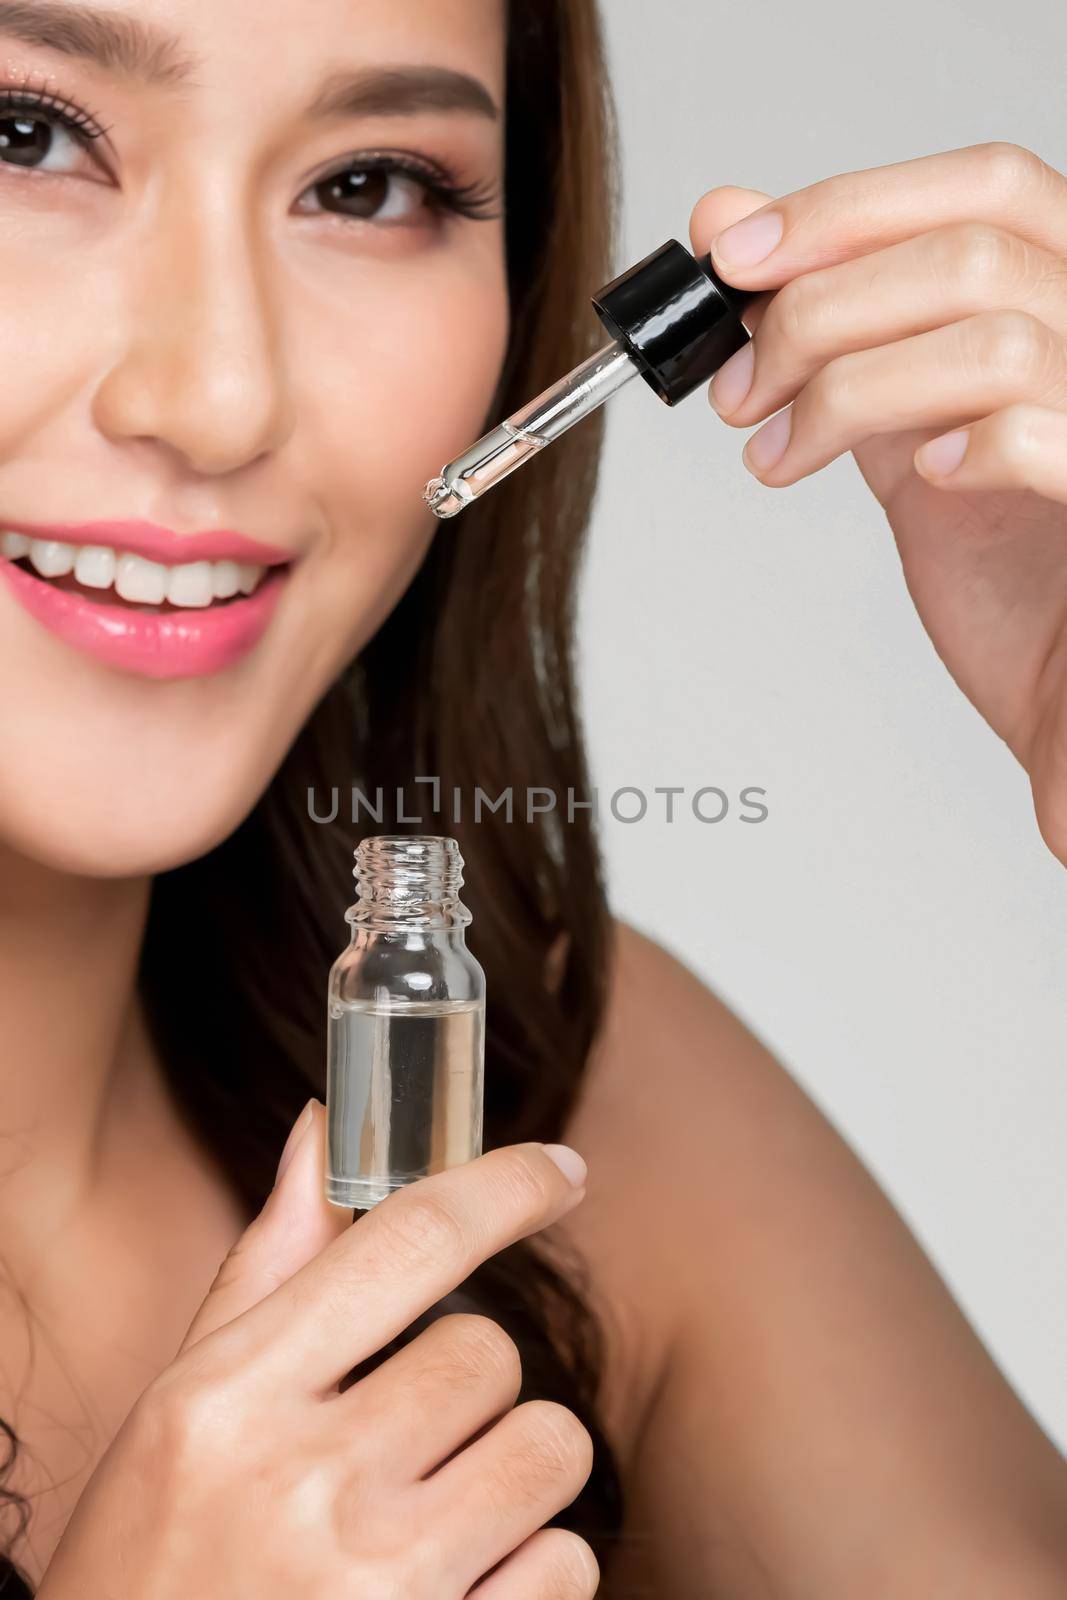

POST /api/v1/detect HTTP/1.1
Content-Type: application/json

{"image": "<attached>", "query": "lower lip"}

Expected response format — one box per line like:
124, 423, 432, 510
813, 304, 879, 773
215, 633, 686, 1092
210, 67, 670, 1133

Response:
0, 556, 289, 680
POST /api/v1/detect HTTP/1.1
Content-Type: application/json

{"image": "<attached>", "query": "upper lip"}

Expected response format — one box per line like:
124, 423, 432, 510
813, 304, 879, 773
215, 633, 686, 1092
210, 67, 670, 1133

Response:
0, 517, 294, 567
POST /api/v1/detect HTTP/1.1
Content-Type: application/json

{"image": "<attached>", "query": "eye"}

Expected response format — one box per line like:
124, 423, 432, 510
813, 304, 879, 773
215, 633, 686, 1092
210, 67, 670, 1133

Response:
0, 112, 80, 172
303, 163, 427, 223
296, 153, 499, 227
0, 89, 109, 180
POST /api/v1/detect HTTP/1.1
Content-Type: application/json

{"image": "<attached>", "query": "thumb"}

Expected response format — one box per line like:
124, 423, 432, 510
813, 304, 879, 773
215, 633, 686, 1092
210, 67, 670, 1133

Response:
178, 1098, 353, 1354
689, 184, 775, 253
690, 185, 777, 333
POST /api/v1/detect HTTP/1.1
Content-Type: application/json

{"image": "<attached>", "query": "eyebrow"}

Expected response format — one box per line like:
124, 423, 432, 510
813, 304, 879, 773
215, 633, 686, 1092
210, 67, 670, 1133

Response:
0, 0, 499, 122
307, 66, 499, 124
0, 0, 196, 85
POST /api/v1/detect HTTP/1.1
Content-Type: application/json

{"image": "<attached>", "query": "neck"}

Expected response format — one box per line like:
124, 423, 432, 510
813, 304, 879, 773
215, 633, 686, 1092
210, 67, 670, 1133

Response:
0, 842, 164, 1242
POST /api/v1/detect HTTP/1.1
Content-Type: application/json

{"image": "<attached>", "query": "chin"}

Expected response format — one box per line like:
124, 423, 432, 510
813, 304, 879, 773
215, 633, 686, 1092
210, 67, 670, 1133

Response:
0, 761, 276, 881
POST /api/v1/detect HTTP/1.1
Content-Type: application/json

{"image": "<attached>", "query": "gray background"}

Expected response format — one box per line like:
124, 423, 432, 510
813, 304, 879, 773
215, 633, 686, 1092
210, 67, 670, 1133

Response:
580, 0, 1067, 1450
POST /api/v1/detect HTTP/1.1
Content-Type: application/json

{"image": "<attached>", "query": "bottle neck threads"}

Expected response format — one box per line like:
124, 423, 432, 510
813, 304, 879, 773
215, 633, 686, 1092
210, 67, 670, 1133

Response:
346, 835, 472, 929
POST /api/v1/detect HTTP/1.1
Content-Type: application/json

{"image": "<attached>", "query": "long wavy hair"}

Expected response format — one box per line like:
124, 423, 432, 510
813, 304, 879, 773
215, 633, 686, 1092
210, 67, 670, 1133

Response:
0, 1, 624, 1589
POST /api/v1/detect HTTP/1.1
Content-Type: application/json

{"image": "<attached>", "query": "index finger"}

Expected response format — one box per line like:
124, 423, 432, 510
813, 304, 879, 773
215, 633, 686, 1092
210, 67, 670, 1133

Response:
692, 142, 1067, 290
218, 1141, 587, 1394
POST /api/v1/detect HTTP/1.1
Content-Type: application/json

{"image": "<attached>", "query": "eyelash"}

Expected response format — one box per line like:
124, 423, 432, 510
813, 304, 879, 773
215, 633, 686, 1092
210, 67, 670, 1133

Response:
0, 81, 111, 144
0, 83, 500, 224
311, 151, 500, 224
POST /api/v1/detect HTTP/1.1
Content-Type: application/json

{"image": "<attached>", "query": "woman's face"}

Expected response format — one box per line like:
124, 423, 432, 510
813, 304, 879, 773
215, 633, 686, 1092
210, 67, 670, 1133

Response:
0, 0, 508, 876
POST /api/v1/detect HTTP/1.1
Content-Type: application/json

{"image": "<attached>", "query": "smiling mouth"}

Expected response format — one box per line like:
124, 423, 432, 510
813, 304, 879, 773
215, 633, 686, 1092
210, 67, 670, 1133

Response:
0, 530, 280, 613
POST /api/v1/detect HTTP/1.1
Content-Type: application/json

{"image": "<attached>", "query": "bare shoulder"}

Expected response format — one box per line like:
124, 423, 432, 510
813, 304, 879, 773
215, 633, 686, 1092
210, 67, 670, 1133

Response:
586, 913, 767, 1090
552, 913, 788, 1457
555, 917, 1067, 1597
561, 911, 804, 1192
572, 913, 866, 1187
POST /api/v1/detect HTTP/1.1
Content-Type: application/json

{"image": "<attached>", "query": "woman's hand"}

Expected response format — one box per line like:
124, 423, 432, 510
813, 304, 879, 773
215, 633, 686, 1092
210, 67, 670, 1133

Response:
691, 143, 1067, 864
37, 1101, 598, 1600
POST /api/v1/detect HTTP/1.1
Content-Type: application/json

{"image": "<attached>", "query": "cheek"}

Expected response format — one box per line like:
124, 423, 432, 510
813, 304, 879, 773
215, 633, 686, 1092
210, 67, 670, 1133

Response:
287, 242, 510, 646
0, 220, 113, 448
334, 255, 511, 479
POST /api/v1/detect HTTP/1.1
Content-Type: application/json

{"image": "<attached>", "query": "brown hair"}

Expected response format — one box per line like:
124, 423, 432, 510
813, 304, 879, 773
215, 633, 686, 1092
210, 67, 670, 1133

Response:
0, 0, 624, 1585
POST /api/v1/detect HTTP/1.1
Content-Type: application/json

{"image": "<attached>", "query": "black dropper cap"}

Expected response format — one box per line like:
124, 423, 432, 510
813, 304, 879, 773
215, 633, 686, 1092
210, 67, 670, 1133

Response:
591, 238, 755, 406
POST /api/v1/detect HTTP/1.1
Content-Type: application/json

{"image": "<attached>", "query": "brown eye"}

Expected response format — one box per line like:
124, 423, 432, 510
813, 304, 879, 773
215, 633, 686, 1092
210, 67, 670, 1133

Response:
299, 161, 436, 225
0, 95, 106, 179
296, 155, 499, 228
313, 167, 392, 218
0, 113, 56, 168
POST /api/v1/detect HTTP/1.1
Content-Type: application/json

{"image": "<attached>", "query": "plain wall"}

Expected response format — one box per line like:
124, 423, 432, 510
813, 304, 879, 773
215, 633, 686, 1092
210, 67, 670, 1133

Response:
579, 0, 1067, 1450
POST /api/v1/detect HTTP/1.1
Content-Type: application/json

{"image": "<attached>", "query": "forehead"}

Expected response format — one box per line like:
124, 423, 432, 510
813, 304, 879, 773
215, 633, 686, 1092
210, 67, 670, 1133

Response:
197, 0, 505, 88
0, 0, 507, 98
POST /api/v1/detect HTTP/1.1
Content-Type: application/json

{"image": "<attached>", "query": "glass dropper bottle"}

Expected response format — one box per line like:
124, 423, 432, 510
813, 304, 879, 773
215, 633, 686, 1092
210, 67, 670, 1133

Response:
424, 238, 756, 520
325, 835, 485, 1210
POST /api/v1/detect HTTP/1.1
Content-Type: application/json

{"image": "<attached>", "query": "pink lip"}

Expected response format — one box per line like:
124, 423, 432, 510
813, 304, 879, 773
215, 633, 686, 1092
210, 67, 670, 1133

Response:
0, 555, 290, 680
1, 517, 293, 566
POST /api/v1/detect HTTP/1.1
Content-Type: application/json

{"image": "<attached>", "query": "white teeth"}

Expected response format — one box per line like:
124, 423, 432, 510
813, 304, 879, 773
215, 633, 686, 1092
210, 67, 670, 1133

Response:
30, 539, 77, 578
73, 544, 117, 589
213, 559, 240, 600
166, 560, 214, 609
0, 530, 31, 559
115, 552, 168, 604
2, 532, 273, 607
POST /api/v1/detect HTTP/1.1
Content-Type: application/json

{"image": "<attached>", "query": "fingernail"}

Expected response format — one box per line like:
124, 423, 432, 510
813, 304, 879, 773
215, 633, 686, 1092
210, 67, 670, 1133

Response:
743, 408, 792, 473
710, 342, 755, 416
712, 211, 784, 269
915, 428, 970, 477
542, 1143, 587, 1188
276, 1097, 316, 1183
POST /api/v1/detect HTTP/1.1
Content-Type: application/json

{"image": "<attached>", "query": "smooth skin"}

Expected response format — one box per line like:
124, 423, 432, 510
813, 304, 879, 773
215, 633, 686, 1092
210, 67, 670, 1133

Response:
1, 0, 1066, 1592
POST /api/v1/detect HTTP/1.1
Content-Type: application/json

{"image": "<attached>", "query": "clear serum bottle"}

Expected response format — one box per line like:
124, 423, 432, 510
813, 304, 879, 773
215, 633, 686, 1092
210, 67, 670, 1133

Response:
325, 835, 485, 1209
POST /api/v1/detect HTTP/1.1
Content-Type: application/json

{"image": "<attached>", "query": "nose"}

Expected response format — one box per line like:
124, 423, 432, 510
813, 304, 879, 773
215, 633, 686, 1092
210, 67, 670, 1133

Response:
93, 187, 296, 477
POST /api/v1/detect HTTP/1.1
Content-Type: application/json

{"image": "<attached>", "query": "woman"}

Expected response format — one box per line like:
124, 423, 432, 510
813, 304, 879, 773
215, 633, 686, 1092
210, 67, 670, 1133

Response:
1, 0, 1066, 1595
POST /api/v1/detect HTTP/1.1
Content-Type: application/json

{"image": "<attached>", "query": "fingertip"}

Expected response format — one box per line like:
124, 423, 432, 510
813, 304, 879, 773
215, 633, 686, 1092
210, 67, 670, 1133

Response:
914, 428, 970, 481
689, 185, 776, 257
275, 1098, 353, 1236
274, 1096, 316, 1185
541, 1142, 588, 1189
